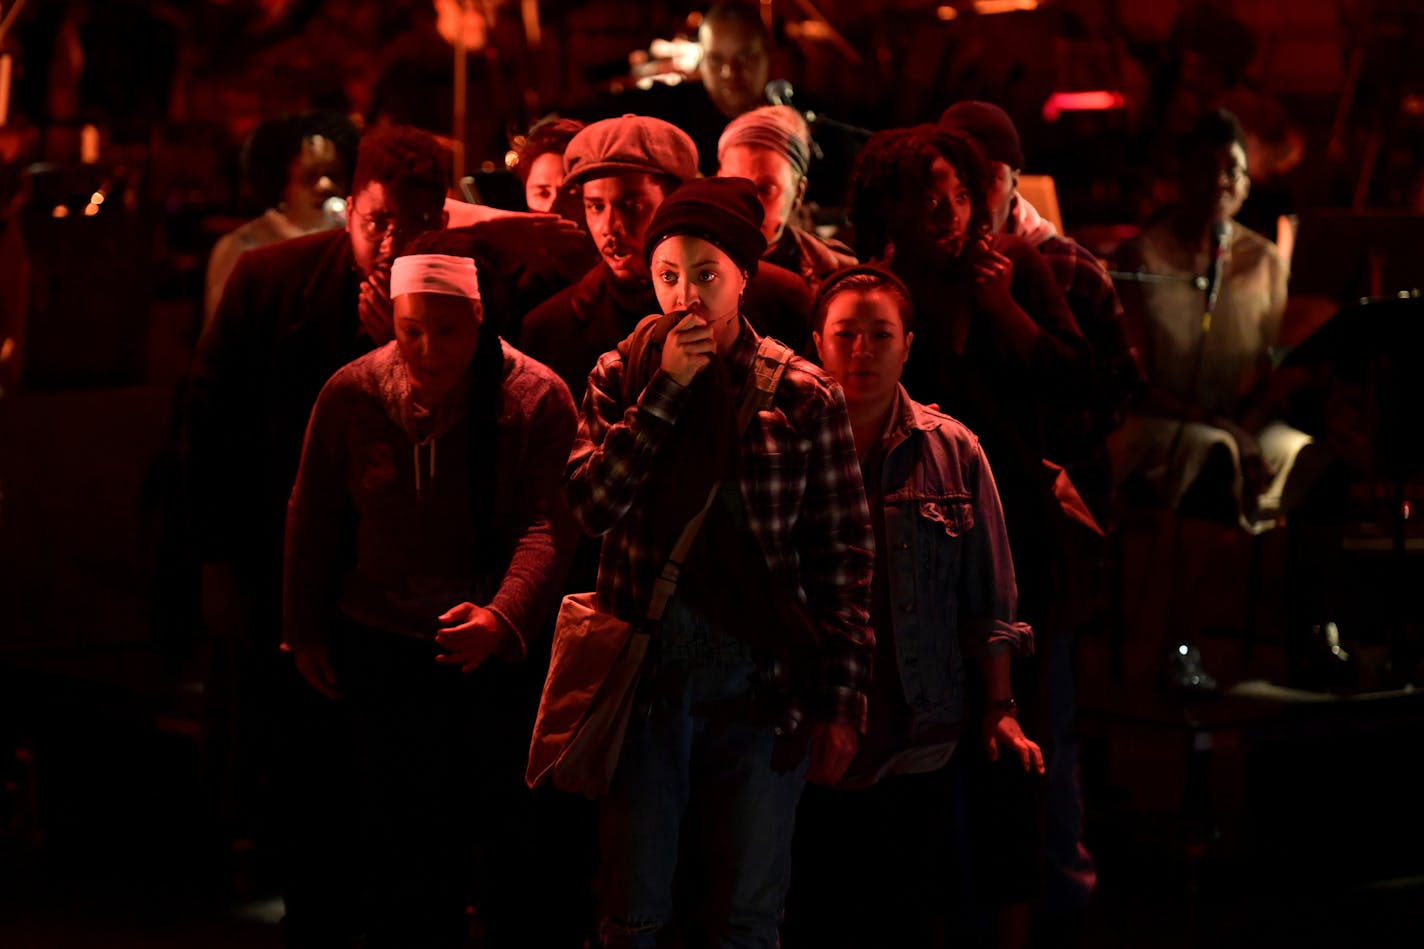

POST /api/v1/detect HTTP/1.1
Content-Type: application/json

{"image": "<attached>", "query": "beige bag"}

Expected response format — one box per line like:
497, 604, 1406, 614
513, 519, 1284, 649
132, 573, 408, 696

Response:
525, 489, 714, 798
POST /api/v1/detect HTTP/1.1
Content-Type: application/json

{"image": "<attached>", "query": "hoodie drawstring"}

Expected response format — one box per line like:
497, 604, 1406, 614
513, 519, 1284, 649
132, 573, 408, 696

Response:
413, 436, 437, 502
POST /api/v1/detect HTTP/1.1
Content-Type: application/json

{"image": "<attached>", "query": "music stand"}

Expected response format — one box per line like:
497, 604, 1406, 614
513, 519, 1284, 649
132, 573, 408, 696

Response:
1283, 291, 1424, 684
1288, 209, 1424, 303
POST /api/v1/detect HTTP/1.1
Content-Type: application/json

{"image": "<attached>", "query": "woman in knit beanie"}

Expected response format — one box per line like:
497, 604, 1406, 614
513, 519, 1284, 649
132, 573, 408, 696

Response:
563, 174, 875, 947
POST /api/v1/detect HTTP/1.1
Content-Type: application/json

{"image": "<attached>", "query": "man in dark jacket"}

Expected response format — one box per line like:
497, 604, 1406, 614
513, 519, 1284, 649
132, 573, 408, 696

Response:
188, 124, 453, 946
520, 114, 812, 404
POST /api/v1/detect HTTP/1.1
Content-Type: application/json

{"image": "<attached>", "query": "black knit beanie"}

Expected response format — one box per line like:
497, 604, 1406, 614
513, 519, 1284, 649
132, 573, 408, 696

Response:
643, 177, 768, 278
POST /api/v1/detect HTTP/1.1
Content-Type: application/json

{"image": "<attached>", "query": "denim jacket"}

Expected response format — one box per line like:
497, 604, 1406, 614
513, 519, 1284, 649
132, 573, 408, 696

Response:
876, 387, 1033, 750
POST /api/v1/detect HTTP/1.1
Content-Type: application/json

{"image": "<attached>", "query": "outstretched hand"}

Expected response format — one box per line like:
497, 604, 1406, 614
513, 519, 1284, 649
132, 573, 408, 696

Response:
434, 602, 509, 673
293, 644, 342, 700
984, 713, 1045, 774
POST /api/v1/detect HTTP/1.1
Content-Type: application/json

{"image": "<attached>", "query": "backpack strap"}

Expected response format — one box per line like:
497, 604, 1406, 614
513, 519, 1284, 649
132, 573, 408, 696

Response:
735, 336, 795, 434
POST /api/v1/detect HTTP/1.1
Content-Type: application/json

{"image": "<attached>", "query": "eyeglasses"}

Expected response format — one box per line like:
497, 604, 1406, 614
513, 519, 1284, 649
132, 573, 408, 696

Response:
350, 203, 435, 242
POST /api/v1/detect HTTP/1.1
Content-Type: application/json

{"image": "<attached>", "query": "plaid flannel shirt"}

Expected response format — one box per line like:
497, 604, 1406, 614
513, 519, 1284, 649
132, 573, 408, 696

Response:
1034, 233, 1146, 439
564, 319, 875, 731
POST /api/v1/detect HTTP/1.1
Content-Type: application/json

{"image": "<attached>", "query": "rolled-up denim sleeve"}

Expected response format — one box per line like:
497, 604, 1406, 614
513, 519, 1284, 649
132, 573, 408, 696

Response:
960, 438, 1034, 658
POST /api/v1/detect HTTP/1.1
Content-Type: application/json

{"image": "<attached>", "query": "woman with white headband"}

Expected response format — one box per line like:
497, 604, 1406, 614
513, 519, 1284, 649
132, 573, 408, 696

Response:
281, 243, 579, 946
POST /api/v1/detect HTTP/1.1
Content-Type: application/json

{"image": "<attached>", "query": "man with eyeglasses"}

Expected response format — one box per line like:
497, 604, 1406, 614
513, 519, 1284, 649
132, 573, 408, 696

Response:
187, 123, 452, 946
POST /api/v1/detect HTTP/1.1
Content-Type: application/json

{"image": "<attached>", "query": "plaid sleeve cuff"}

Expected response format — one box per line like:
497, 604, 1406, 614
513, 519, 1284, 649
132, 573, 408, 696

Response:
987, 620, 1034, 658
810, 637, 872, 732
636, 370, 689, 425
963, 618, 1034, 659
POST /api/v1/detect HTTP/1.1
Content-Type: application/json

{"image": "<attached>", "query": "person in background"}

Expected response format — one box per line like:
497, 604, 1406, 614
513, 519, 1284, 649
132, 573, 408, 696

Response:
1112, 108, 1346, 686
848, 125, 1092, 948
939, 99, 1141, 919
939, 100, 1143, 524
698, 0, 771, 127
512, 115, 586, 219
785, 265, 1041, 949
1111, 108, 1298, 529
283, 246, 578, 947
564, 177, 873, 947
203, 111, 359, 328
188, 123, 453, 946
717, 105, 856, 292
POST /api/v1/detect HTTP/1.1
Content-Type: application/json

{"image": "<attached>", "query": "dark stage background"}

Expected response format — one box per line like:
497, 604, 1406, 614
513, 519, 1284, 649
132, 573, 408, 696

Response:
3, 1, 1424, 946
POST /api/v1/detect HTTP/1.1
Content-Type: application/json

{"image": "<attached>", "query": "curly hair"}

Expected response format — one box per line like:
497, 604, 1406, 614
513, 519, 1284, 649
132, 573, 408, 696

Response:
242, 111, 360, 209
350, 124, 452, 218
511, 117, 586, 182
1181, 107, 1247, 155
847, 124, 992, 263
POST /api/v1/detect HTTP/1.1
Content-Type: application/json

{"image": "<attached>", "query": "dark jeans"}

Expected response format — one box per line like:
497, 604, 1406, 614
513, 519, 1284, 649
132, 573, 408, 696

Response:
784, 749, 1045, 949
598, 596, 807, 949
280, 622, 580, 949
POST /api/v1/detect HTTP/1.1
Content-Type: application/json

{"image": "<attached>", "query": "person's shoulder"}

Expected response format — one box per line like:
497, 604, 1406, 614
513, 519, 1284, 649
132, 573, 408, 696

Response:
1230, 221, 1284, 267
238, 227, 346, 275
311, 344, 389, 410
520, 280, 581, 340
749, 260, 813, 301
501, 340, 576, 408
992, 231, 1048, 265
911, 399, 981, 449
774, 350, 843, 412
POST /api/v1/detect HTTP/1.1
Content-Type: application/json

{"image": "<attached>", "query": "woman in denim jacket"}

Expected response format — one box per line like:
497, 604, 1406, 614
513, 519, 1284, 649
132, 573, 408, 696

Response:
784, 265, 1043, 949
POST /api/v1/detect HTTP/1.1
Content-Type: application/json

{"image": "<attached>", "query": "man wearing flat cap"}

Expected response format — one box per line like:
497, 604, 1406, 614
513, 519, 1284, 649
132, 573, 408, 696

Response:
520, 114, 813, 404
718, 105, 857, 292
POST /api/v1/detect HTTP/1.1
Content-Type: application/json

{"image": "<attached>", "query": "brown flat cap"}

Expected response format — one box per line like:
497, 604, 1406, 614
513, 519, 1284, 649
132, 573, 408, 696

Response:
562, 114, 699, 189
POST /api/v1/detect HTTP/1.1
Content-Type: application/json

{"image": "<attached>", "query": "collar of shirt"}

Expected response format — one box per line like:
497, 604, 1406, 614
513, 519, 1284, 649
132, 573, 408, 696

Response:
722, 315, 762, 390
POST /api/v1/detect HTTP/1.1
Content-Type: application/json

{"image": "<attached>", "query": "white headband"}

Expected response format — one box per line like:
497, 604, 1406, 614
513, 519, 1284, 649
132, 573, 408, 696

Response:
390, 253, 481, 302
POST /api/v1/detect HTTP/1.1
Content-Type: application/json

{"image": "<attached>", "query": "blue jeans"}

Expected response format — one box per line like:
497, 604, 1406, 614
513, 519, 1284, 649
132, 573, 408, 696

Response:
598, 595, 807, 948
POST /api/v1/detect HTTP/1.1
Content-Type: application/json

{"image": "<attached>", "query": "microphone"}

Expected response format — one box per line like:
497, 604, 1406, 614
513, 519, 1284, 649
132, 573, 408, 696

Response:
1203, 220, 1229, 321
763, 77, 874, 144
764, 78, 795, 107
322, 195, 348, 229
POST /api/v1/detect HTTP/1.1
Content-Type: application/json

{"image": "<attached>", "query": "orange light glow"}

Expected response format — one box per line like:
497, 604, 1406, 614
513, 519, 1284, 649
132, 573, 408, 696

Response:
973, 0, 1038, 13
1042, 90, 1126, 122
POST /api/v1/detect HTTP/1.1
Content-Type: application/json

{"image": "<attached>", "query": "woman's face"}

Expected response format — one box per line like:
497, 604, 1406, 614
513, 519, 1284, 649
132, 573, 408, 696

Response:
899, 156, 973, 263
814, 288, 912, 408
650, 235, 746, 353
393, 292, 484, 407
282, 134, 346, 231
718, 146, 803, 245
524, 151, 565, 214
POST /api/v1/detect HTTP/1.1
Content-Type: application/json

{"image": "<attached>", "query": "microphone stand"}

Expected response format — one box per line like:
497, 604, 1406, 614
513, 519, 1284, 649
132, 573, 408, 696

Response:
802, 109, 875, 141
1108, 269, 1210, 290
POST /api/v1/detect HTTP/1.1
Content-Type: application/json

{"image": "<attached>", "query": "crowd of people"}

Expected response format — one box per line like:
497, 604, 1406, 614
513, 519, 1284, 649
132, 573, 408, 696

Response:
184, 5, 1339, 948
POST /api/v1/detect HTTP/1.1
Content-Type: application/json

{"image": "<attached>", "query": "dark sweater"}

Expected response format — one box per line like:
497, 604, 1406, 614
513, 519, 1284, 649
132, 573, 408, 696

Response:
283, 340, 579, 654
187, 228, 369, 637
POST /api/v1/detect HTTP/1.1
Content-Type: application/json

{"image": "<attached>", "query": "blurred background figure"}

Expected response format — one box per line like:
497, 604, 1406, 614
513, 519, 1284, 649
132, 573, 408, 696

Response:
203, 111, 360, 328
717, 104, 855, 292
509, 115, 586, 218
